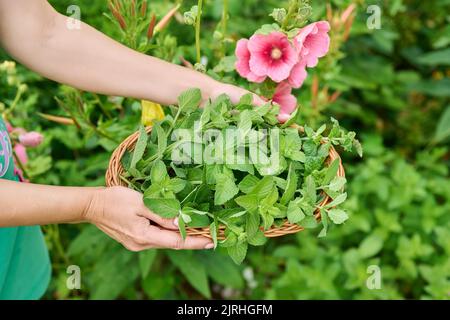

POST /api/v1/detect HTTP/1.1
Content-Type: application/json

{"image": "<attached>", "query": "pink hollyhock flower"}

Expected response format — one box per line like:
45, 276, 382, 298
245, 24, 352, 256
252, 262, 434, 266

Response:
247, 32, 298, 82
287, 60, 308, 88
235, 39, 267, 83
14, 143, 28, 165
272, 82, 297, 122
18, 131, 43, 147
294, 21, 330, 68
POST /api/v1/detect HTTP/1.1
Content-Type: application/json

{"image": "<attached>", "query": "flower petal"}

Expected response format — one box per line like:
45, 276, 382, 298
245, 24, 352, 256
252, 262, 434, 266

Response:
288, 61, 308, 88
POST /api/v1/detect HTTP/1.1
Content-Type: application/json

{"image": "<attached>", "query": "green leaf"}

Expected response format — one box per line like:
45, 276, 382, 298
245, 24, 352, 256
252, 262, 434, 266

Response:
251, 176, 275, 199
300, 216, 319, 229
328, 208, 349, 224
328, 177, 347, 192
169, 178, 186, 193
153, 122, 167, 158
199, 252, 244, 289
210, 221, 218, 249
227, 242, 248, 265
323, 159, 340, 185
247, 230, 267, 246
255, 23, 281, 35
280, 163, 298, 205
214, 173, 239, 205
178, 215, 186, 240
238, 110, 252, 136
326, 193, 347, 208
246, 211, 260, 237
238, 174, 260, 194
130, 125, 148, 170
416, 48, 450, 66
235, 194, 258, 212
139, 250, 157, 279
178, 88, 202, 114
239, 93, 253, 106
144, 198, 180, 218
318, 209, 328, 238
358, 234, 384, 258
287, 202, 305, 224
304, 175, 317, 204
433, 106, 450, 144
150, 160, 167, 184
166, 251, 211, 298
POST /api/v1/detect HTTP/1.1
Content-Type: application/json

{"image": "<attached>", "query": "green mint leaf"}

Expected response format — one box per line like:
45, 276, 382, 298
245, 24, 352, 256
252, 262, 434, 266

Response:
300, 216, 319, 229
238, 93, 253, 106
322, 158, 340, 185
280, 163, 298, 205
245, 211, 260, 237
143, 198, 180, 218
150, 160, 168, 184
227, 242, 248, 265
178, 88, 202, 114
169, 177, 187, 193
130, 125, 148, 170
235, 194, 258, 212
153, 122, 167, 158
327, 208, 349, 224
304, 175, 317, 205
251, 176, 275, 199
261, 211, 275, 230
318, 209, 328, 238
247, 230, 267, 246
326, 192, 347, 208
238, 174, 260, 194
238, 109, 252, 137
210, 221, 218, 249
214, 173, 239, 205
287, 201, 305, 224
328, 176, 347, 192
178, 215, 187, 240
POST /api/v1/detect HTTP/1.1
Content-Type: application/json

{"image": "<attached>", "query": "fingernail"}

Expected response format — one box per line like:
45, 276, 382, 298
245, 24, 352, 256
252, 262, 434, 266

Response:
173, 217, 179, 227
204, 243, 214, 249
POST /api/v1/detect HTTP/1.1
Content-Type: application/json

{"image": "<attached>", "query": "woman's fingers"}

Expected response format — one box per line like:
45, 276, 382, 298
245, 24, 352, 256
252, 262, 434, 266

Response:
144, 225, 214, 250
139, 208, 179, 230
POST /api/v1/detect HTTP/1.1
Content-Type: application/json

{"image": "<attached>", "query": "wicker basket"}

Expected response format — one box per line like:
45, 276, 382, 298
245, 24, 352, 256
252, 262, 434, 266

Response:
106, 126, 345, 240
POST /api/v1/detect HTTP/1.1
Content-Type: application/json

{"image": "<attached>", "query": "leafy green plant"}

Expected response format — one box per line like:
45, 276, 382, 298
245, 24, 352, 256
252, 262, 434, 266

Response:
119, 89, 361, 264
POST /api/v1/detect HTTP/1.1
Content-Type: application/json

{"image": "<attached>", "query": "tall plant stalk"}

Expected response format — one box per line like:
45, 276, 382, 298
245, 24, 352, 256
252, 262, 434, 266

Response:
195, 0, 203, 63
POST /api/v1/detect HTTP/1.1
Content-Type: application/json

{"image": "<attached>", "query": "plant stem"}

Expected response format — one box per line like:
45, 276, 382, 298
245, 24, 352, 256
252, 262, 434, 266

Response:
220, 0, 228, 58
195, 0, 203, 63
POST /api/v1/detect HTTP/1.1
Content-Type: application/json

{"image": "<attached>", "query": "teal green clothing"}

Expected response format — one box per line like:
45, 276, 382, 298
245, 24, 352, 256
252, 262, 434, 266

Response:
0, 117, 51, 299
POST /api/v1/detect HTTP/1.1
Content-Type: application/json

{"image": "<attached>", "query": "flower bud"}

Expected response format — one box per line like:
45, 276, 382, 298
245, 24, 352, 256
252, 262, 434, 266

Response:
18, 132, 43, 148
194, 63, 206, 73
213, 30, 224, 41
270, 8, 287, 23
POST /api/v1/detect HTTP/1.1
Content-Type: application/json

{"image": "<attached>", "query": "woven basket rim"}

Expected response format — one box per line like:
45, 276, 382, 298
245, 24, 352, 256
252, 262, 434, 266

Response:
105, 125, 345, 240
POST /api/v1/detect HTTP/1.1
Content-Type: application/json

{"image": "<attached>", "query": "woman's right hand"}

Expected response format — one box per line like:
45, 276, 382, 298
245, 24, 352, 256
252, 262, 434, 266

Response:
83, 186, 214, 252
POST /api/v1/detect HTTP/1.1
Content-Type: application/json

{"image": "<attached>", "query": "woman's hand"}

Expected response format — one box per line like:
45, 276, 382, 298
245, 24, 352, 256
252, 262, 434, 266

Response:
210, 82, 266, 106
84, 186, 214, 251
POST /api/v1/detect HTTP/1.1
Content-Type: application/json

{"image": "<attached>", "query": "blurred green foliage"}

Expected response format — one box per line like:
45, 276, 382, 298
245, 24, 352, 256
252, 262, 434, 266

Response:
1, 0, 449, 299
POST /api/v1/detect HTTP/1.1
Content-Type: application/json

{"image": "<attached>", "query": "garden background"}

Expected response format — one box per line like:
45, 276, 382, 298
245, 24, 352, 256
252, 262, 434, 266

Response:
0, 0, 449, 299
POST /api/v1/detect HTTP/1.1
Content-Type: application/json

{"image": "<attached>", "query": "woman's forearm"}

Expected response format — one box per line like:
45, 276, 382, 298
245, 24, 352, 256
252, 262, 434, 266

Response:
0, 179, 97, 227
0, 0, 220, 105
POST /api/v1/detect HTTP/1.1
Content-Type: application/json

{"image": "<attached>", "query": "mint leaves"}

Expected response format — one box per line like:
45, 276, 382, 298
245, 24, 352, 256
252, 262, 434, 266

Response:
122, 89, 361, 264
